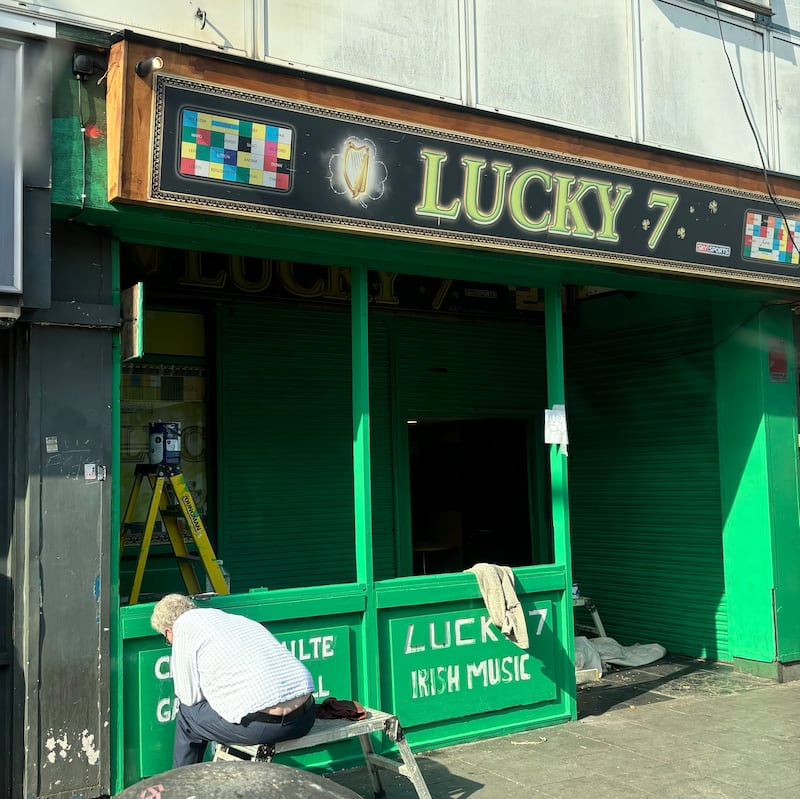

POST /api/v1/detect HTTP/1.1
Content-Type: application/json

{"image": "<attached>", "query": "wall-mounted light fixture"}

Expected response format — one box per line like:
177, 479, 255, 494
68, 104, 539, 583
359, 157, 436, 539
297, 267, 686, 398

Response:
134, 56, 164, 79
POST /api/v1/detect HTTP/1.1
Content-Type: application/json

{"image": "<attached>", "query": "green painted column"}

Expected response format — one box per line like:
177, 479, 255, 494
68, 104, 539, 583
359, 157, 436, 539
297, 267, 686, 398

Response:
713, 301, 800, 675
351, 265, 381, 705
544, 284, 576, 716
352, 265, 374, 587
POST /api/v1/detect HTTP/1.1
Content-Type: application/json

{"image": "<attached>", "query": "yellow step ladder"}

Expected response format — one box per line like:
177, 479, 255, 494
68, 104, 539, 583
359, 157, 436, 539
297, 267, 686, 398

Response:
120, 463, 229, 604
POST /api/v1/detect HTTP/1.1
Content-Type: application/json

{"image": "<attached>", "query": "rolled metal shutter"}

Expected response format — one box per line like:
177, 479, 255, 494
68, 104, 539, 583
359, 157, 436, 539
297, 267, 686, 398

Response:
368, 317, 397, 580
218, 303, 357, 590
218, 304, 398, 589
566, 314, 729, 660
396, 316, 547, 416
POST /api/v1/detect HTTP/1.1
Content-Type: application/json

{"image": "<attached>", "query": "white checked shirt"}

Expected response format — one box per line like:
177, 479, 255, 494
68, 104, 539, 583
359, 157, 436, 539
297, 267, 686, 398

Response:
171, 608, 314, 723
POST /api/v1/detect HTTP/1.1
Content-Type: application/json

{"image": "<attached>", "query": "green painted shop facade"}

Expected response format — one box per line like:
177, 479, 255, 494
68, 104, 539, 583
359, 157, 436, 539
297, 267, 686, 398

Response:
7, 36, 800, 797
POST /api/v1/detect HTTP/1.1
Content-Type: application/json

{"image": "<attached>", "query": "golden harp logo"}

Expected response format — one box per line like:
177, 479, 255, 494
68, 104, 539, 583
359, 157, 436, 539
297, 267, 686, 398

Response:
344, 142, 369, 198
329, 136, 388, 207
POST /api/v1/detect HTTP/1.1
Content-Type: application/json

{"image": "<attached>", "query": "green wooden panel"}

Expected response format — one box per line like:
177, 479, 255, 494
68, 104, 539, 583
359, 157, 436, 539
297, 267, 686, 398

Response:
124, 620, 357, 783
566, 304, 728, 660
385, 600, 556, 727
120, 586, 366, 638
375, 565, 567, 608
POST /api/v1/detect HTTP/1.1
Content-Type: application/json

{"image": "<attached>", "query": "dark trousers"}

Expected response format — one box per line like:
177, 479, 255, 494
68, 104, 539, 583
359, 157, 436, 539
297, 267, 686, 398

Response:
173, 699, 316, 767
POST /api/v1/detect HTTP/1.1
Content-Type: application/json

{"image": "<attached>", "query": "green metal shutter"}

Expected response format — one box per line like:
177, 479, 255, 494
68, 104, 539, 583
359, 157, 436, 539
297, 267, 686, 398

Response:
369, 317, 397, 580
218, 304, 357, 591
396, 316, 547, 415
217, 304, 398, 589
394, 315, 548, 572
566, 314, 729, 660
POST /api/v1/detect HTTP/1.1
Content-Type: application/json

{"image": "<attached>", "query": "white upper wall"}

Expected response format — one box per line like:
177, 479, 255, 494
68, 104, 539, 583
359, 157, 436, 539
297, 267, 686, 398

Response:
2, 0, 800, 178
0, 0, 253, 54
262, 0, 464, 100
473, 1, 634, 139
640, 1, 769, 167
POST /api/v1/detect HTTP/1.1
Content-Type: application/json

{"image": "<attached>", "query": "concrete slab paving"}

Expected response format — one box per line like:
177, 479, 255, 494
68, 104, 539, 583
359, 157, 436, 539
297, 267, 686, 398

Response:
326, 656, 800, 799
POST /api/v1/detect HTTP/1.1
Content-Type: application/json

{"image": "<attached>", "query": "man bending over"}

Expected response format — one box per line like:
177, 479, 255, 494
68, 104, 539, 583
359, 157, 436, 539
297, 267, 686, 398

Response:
151, 593, 316, 767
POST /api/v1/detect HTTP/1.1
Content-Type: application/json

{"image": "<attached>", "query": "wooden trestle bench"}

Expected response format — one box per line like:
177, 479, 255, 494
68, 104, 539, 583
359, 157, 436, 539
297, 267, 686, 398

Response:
212, 707, 432, 799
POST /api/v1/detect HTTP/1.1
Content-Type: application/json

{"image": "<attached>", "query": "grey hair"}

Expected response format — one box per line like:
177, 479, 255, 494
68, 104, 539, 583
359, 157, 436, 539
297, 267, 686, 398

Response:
151, 593, 196, 634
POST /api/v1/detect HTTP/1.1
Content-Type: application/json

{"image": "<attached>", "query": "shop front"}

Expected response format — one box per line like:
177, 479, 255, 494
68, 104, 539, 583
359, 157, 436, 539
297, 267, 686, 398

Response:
115, 248, 571, 785
70, 36, 800, 790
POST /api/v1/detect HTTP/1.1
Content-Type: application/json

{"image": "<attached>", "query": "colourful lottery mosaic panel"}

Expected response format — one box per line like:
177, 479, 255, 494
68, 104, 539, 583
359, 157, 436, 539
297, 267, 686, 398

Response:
179, 109, 293, 191
743, 210, 800, 266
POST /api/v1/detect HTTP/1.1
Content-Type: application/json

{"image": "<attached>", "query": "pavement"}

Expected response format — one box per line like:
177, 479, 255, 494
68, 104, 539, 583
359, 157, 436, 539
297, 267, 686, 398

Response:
327, 655, 800, 799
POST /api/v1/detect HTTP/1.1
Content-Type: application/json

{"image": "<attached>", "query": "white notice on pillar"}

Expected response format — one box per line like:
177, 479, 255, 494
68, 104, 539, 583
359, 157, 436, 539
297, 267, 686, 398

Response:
544, 404, 569, 456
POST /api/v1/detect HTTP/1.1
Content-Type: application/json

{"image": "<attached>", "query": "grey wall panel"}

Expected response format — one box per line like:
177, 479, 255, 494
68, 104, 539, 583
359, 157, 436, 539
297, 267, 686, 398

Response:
14, 224, 114, 799
26, 324, 112, 799
22, 38, 52, 310
474, 0, 633, 138
0, 38, 22, 295
50, 222, 114, 304
0, 332, 12, 799
640, 1, 768, 168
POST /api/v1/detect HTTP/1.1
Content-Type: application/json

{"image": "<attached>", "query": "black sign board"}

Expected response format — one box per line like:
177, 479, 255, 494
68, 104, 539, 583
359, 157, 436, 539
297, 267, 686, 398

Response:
151, 75, 800, 288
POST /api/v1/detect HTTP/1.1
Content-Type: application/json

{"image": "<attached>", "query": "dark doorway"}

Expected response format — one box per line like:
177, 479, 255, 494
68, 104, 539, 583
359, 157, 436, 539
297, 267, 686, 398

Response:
408, 418, 533, 574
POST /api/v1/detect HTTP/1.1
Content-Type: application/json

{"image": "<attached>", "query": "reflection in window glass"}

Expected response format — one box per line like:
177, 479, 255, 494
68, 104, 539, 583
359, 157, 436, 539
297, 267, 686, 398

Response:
120, 363, 208, 599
